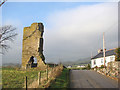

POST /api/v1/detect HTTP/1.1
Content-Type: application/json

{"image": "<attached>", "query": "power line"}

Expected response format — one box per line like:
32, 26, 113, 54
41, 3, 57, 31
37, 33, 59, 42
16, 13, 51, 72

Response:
91, 22, 117, 57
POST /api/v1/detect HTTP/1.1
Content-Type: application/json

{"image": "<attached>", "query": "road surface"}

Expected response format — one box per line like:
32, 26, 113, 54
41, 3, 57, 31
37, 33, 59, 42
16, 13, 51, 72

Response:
70, 70, 118, 88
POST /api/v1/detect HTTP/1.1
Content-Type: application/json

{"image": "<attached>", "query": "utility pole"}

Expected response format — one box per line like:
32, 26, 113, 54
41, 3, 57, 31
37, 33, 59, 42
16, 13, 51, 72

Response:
103, 32, 106, 68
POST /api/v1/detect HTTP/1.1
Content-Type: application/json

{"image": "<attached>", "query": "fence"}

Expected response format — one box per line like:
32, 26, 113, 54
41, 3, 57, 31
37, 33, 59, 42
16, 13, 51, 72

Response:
24, 65, 63, 88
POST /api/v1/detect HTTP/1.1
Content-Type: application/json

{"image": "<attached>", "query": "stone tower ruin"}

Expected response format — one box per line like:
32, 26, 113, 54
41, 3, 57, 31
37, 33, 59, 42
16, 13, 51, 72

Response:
22, 23, 46, 69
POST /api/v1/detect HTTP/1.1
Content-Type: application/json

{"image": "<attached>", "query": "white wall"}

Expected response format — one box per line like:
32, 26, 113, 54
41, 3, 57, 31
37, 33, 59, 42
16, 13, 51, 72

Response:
91, 55, 115, 68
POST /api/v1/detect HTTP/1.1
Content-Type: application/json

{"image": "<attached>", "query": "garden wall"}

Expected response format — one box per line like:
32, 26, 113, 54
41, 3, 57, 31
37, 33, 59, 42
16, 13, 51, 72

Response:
95, 61, 120, 80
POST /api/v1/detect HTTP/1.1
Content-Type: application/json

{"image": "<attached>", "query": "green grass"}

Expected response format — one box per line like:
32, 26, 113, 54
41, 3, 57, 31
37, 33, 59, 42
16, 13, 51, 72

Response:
69, 67, 83, 70
0, 69, 1, 87
2, 67, 44, 88
49, 68, 69, 88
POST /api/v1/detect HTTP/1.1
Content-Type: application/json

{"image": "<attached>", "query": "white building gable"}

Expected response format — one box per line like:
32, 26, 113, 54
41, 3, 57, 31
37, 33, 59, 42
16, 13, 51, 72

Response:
91, 49, 116, 68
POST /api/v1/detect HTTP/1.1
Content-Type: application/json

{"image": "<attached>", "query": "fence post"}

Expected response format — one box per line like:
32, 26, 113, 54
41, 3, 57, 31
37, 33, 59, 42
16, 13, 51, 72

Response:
38, 72, 40, 85
25, 76, 27, 90
46, 65, 48, 81
38, 72, 41, 85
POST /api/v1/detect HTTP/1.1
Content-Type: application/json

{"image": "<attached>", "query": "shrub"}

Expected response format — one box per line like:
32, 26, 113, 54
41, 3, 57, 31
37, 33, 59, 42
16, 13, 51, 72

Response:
100, 65, 104, 68
86, 64, 91, 70
95, 66, 98, 68
115, 47, 120, 61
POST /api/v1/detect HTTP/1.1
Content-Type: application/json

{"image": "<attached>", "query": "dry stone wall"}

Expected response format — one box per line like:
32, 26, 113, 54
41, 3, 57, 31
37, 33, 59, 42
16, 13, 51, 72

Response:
96, 61, 120, 80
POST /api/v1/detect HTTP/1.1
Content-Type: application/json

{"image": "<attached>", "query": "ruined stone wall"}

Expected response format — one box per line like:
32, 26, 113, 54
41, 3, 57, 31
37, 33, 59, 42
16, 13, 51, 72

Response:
22, 23, 46, 69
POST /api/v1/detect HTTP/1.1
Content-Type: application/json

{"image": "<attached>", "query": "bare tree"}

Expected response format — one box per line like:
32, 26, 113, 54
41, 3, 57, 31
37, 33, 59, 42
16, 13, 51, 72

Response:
0, 1, 18, 54
0, 25, 17, 54
0, 0, 7, 7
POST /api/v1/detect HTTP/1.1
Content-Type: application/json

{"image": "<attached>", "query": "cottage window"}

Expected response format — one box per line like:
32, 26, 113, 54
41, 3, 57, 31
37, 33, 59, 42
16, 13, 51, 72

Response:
110, 57, 114, 61
94, 60, 96, 65
101, 59, 103, 63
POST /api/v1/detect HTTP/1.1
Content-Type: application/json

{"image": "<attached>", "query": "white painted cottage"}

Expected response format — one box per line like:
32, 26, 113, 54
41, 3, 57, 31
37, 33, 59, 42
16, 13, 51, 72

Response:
91, 48, 116, 68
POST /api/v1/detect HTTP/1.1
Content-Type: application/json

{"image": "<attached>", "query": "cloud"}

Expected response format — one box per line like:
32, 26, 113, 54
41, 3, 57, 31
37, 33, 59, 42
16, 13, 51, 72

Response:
44, 3, 118, 63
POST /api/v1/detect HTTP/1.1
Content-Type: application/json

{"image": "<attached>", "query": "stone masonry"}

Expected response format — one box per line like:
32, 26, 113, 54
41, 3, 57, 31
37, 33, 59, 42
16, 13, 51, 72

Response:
22, 23, 46, 69
96, 61, 120, 80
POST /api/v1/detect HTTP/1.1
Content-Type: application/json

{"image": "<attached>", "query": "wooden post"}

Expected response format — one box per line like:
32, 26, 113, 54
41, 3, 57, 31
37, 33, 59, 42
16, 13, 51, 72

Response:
38, 72, 40, 85
38, 72, 41, 85
103, 32, 106, 68
46, 65, 48, 81
25, 76, 27, 90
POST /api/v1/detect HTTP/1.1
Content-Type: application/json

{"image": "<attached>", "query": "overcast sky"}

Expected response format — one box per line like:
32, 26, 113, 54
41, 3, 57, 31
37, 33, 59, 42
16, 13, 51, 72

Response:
1, 1, 118, 64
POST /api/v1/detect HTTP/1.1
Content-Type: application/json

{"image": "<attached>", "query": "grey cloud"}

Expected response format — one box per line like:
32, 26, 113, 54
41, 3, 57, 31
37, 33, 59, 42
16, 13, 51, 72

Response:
44, 3, 118, 63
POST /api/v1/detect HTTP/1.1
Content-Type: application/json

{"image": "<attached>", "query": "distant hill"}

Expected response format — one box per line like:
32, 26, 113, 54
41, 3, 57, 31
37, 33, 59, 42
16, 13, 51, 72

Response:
62, 57, 91, 66
2, 63, 21, 68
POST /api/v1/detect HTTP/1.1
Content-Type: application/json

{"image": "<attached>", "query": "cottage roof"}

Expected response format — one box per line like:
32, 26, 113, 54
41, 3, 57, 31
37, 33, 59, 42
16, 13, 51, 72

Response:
92, 49, 116, 59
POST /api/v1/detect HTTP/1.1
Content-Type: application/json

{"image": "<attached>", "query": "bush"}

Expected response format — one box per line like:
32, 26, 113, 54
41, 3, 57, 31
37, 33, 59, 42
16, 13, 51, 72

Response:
115, 47, 120, 61
95, 66, 98, 68
100, 65, 104, 68
86, 64, 91, 70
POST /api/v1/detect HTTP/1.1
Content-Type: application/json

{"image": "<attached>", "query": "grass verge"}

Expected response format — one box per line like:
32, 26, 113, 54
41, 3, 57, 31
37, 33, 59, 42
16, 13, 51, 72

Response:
49, 68, 70, 88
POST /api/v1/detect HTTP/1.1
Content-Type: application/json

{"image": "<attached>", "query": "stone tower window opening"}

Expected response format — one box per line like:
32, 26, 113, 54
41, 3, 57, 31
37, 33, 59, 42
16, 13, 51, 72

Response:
34, 57, 37, 63
27, 56, 38, 68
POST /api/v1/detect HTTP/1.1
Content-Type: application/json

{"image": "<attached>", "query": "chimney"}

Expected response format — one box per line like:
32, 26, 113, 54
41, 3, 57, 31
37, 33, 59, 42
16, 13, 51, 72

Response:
98, 49, 103, 53
98, 48, 106, 53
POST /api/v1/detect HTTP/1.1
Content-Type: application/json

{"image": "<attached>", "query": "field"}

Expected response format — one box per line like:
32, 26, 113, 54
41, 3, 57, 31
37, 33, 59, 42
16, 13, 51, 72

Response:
0, 68, 2, 88
2, 67, 44, 88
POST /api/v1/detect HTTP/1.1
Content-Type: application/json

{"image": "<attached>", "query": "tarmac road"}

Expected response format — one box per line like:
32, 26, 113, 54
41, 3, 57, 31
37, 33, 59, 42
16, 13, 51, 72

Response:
70, 70, 118, 88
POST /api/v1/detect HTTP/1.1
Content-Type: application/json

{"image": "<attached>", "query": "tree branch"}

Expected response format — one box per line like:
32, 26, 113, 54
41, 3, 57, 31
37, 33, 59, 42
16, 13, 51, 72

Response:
0, 25, 18, 54
0, 0, 7, 7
